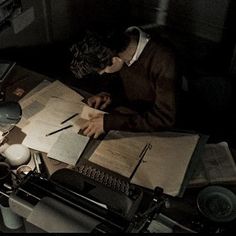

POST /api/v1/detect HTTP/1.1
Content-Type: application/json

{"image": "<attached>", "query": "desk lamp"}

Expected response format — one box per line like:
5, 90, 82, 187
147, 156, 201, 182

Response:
0, 101, 22, 142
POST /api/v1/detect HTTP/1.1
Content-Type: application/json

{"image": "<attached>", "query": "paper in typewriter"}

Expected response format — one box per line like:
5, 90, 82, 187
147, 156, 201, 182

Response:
89, 131, 200, 196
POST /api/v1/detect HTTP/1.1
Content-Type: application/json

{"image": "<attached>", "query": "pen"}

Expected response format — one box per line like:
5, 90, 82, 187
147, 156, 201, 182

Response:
33, 153, 41, 173
60, 113, 79, 124
45, 124, 73, 137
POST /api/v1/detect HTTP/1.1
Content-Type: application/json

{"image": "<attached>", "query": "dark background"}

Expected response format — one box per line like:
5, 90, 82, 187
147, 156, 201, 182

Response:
0, 1, 236, 233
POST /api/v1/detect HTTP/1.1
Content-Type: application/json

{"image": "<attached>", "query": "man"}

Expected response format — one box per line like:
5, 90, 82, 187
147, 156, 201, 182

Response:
70, 26, 178, 138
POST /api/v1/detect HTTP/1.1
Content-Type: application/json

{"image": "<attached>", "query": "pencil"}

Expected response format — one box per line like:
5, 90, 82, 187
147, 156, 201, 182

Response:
60, 113, 79, 124
45, 125, 73, 137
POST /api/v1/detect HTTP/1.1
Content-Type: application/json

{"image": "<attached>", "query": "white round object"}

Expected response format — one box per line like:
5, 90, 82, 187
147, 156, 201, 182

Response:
4, 144, 30, 167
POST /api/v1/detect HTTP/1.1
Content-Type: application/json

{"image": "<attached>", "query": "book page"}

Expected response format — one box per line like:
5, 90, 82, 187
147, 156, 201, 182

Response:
89, 131, 152, 178
189, 142, 236, 186
130, 134, 199, 196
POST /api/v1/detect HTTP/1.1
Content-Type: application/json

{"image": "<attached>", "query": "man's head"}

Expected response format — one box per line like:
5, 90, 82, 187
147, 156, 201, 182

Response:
70, 30, 131, 78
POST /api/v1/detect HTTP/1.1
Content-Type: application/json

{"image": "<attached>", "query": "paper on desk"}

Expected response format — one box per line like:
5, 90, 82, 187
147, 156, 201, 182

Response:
17, 80, 84, 128
131, 134, 199, 196
16, 80, 51, 128
21, 97, 87, 153
22, 97, 85, 132
89, 131, 200, 196
189, 142, 236, 186
89, 131, 152, 178
22, 120, 73, 153
47, 131, 90, 166
19, 79, 51, 103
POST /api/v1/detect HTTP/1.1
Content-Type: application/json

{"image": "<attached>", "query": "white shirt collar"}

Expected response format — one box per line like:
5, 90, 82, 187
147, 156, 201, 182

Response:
125, 26, 150, 67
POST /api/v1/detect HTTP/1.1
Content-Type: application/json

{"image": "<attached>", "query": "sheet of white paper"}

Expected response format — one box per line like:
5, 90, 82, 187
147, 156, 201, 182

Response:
17, 80, 51, 128
22, 97, 85, 132
89, 131, 153, 178
18, 80, 84, 128
22, 120, 74, 153
47, 131, 90, 166
19, 80, 51, 103
131, 134, 200, 196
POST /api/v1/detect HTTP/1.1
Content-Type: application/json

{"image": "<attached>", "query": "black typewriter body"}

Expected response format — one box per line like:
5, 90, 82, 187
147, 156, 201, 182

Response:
11, 169, 165, 233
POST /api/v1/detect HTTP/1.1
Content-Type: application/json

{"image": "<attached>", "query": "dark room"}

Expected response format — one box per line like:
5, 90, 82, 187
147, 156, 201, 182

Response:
0, 0, 236, 233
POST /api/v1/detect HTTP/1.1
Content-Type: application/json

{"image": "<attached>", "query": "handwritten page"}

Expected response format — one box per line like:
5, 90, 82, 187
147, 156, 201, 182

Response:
89, 131, 200, 196
47, 131, 90, 166
130, 134, 200, 196
89, 131, 152, 178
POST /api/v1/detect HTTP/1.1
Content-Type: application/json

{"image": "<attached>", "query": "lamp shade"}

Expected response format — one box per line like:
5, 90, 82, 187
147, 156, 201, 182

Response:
0, 101, 22, 133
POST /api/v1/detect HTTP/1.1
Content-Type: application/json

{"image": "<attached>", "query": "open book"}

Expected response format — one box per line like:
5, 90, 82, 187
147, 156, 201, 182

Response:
88, 131, 207, 197
189, 142, 236, 187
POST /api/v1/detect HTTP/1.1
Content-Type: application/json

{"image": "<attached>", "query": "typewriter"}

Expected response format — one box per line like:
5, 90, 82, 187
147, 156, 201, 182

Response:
9, 163, 166, 233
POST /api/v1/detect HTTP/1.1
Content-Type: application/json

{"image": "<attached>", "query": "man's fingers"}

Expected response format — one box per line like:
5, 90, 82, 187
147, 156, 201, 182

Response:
94, 99, 101, 109
87, 97, 102, 109
83, 125, 95, 137
83, 127, 91, 135
80, 121, 89, 130
86, 130, 95, 137
80, 116, 104, 139
94, 132, 100, 139
100, 99, 110, 110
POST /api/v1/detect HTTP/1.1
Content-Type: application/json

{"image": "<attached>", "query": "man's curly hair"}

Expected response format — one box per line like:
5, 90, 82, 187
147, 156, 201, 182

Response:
70, 30, 130, 79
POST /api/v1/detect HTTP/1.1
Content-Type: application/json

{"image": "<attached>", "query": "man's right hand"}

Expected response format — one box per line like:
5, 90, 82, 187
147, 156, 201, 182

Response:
87, 92, 111, 110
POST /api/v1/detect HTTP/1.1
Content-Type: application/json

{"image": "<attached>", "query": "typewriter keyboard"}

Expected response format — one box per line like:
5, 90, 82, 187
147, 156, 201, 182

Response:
77, 164, 130, 195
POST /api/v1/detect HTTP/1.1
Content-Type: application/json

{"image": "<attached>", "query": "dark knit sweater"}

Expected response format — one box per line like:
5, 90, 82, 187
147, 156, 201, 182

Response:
104, 38, 177, 132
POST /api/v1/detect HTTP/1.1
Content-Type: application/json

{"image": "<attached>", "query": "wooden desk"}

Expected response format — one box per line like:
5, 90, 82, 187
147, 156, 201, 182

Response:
4, 65, 54, 102
3, 65, 236, 233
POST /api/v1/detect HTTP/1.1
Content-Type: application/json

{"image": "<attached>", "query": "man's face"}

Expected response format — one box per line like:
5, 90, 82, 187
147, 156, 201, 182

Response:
98, 57, 124, 75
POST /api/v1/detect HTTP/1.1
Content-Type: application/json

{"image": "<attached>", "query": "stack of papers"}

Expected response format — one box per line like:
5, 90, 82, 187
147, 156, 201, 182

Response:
18, 80, 104, 166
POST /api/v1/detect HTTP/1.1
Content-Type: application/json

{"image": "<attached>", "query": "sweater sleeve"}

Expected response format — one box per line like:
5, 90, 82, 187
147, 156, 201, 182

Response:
104, 51, 177, 132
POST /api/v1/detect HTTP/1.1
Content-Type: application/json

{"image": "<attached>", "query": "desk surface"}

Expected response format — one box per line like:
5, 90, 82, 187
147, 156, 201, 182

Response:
2, 65, 236, 233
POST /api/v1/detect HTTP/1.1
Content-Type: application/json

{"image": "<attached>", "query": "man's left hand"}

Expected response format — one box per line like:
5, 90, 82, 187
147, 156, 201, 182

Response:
80, 114, 105, 138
